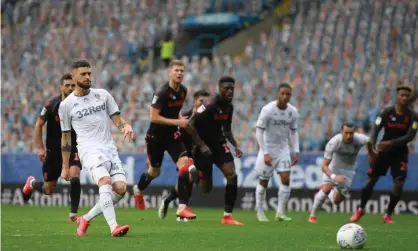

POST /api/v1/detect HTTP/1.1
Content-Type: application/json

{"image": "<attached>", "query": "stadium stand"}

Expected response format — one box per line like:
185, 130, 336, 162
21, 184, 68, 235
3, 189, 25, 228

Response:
1, 0, 417, 153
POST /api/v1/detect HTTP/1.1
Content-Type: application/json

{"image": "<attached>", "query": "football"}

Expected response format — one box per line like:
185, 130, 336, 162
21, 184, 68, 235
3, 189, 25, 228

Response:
336, 223, 367, 249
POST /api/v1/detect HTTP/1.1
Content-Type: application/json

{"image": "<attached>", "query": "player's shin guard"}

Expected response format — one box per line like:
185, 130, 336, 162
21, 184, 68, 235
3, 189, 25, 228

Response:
99, 184, 118, 231
177, 176, 190, 206
70, 177, 81, 214
360, 184, 374, 209
137, 172, 154, 192
277, 184, 291, 216
386, 188, 403, 216
224, 176, 238, 214
255, 184, 266, 213
311, 190, 327, 216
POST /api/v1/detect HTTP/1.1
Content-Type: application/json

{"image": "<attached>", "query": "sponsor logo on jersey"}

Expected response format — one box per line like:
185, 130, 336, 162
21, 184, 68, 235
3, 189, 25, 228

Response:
272, 119, 291, 126
75, 103, 106, 118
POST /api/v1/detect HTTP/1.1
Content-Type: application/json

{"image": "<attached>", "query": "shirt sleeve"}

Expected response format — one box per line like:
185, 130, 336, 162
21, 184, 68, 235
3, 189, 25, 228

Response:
290, 109, 299, 130
105, 90, 120, 117
324, 136, 338, 160
355, 133, 369, 145
58, 101, 72, 132
256, 106, 270, 130
151, 88, 168, 110
39, 104, 51, 121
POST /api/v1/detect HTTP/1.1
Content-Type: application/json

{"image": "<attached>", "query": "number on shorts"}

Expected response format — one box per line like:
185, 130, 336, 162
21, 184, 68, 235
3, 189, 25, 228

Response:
223, 143, 230, 153
74, 153, 79, 161
400, 162, 408, 171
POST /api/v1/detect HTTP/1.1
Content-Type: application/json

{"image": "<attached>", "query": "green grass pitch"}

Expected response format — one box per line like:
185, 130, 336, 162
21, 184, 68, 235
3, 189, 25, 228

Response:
2, 206, 417, 251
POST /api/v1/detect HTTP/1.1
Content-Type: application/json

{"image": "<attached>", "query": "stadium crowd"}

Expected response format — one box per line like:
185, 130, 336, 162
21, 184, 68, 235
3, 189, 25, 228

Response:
1, 0, 417, 153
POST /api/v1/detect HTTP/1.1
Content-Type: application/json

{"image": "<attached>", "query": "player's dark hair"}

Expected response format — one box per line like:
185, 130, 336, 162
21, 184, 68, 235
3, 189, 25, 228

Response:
218, 76, 235, 86
61, 73, 72, 83
193, 89, 210, 100
72, 60, 91, 69
278, 83, 292, 91
341, 122, 355, 130
396, 84, 412, 93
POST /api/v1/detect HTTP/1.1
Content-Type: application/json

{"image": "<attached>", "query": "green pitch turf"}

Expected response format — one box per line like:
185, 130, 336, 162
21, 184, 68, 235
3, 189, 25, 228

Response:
2, 206, 417, 251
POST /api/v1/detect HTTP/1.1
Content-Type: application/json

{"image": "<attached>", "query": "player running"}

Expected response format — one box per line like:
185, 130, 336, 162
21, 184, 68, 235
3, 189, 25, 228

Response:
254, 83, 299, 222
22, 74, 82, 222
133, 59, 198, 220
59, 60, 133, 237
188, 76, 244, 225
350, 85, 418, 224
158, 89, 211, 220
309, 123, 373, 223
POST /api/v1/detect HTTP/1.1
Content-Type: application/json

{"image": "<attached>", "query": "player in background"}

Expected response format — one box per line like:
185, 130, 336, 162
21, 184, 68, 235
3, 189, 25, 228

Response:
309, 123, 373, 223
59, 60, 133, 237
158, 89, 211, 219
22, 74, 82, 222
188, 76, 244, 225
254, 83, 299, 222
350, 85, 418, 224
133, 59, 198, 220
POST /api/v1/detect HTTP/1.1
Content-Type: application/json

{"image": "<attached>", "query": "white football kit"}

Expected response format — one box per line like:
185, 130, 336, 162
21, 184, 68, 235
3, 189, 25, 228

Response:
59, 88, 126, 185
322, 133, 368, 197
255, 102, 299, 180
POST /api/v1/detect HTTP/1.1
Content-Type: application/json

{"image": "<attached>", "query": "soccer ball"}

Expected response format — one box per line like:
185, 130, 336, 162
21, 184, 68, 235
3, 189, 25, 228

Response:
336, 223, 367, 249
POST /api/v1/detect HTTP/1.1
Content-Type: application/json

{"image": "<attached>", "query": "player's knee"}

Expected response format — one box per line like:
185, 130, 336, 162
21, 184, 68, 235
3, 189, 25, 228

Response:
69, 166, 81, 178
280, 174, 290, 186
321, 184, 333, 193
43, 182, 56, 194
112, 181, 127, 197
176, 156, 189, 167
148, 167, 160, 178
394, 176, 406, 184
334, 197, 344, 205
97, 176, 111, 186
200, 180, 212, 194
259, 179, 269, 188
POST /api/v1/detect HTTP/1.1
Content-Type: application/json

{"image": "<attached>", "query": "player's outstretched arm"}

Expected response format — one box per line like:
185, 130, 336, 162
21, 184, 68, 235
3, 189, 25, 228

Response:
110, 114, 134, 142
390, 117, 418, 147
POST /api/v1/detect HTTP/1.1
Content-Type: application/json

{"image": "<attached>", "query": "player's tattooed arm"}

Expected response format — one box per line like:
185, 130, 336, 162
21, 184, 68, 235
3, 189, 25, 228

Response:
188, 113, 206, 147
111, 114, 134, 142
61, 131, 71, 168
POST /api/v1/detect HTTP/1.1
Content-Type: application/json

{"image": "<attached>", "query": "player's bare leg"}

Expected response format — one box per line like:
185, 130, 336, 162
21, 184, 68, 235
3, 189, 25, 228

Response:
350, 176, 379, 222
175, 156, 197, 220
383, 178, 405, 224
256, 179, 269, 222
276, 171, 292, 222
69, 165, 81, 222
220, 162, 243, 225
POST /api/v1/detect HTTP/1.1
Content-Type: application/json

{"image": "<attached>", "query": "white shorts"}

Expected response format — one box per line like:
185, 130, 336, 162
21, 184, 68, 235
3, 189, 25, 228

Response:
79, 147, 126, 185
322, 169, 355, 198
255, 151, 291, 180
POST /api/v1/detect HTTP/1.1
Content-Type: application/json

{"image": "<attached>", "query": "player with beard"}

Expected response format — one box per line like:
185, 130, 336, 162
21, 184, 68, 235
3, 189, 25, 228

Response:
22, 74, 82, 222
350, 85, 418, 224
59, 60, 133, 236
133, 60, 198, 220
187, 76, 244, 225
158, 89, 211, 220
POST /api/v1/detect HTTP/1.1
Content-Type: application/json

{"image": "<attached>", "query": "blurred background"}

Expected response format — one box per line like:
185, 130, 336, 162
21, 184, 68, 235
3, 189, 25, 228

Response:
1, 0, 418, 212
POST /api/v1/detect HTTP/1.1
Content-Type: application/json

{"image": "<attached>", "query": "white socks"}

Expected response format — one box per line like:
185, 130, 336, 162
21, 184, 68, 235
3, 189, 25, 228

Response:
277, 184, 291, 216
328, 189, 336, 204
255, 184, 267, 214
311, 190, 327, 216
83, 185, 123, 232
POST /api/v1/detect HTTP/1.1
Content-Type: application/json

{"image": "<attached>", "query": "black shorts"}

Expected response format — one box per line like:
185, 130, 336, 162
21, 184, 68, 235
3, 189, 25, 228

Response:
146, 133, 188, 168
368, 151, 408, 181
194, 142, 234, 180
42, 149, 82, 182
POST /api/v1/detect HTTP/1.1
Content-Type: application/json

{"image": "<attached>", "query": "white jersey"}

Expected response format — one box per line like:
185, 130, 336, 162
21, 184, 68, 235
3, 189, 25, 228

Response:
59, 88, 120, 153
324, 133, 368, 171
256, 101, 299, 159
